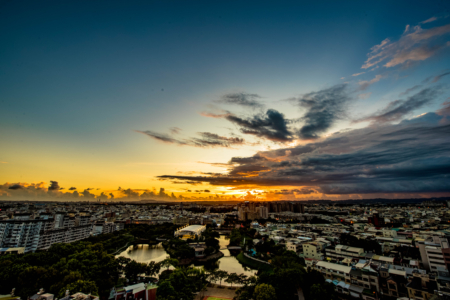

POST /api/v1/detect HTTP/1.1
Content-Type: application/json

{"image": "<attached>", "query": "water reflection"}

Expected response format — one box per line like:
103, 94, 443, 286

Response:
116, 243, 169, 264
116, 235, 256, 282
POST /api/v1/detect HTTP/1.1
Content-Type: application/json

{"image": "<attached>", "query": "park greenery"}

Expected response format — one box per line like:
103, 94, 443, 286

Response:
162, 227, 221, 260
0, 223, 338, 300
0, 223, 177, 300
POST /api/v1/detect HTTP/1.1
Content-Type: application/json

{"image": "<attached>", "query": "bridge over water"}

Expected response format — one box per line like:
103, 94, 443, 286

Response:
220, 246, 242, 250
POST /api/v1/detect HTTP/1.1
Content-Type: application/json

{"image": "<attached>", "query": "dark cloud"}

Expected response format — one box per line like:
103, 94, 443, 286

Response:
296, 84, 351, 139
48, 181, 60, 191
432, 71, 450, 83
274, 188, 318, 195
8, 184, 23, 190
194, 189, 211, 193
225, 109, 294, 142
82, 189, 95, 198
69, 187, 77, 190
158, 112, 450, 195
121, 188, 139, 198
354, 87, 441, 124
136, 130, 245, 148
216, 92, 264, 108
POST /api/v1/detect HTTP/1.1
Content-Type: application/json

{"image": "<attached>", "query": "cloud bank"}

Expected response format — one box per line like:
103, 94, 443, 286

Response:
158, 111, 450, 196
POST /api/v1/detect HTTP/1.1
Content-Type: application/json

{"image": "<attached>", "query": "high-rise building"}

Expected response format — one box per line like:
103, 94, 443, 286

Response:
258, 206, 268, 219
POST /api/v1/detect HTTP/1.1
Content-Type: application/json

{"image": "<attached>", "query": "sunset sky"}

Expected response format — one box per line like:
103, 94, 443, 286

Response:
1, 1, 450, 201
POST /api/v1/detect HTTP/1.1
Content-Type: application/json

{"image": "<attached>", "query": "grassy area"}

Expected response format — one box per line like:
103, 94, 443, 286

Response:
205, 297, 232, 300
236, 252, 273, 273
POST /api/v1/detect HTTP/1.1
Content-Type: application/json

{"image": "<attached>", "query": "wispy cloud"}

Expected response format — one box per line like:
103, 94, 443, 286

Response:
432, 71, 450, 83
420, 16, 438, 24
216, 92, 264, 108
358, 74, 385, 90
136, 130, 245, 148
358, 92, 372, 100
354, 87, 441, 124
169, 127, 182, 134
362, 20, 450, 69
352, 72, 366, 77
399, 85, 422, 96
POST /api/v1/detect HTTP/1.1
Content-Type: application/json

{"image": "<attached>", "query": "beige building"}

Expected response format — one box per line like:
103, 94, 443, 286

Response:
303, 241, 327, 260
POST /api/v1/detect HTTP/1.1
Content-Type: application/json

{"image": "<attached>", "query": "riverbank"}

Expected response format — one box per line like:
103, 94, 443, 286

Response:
236, 253, 273, 273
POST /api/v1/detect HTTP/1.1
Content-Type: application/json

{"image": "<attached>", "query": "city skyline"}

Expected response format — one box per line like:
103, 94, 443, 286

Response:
1, 1, 450, 201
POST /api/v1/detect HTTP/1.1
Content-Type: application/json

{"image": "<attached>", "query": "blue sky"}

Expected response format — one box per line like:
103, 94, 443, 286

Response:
1, 1, 450, 200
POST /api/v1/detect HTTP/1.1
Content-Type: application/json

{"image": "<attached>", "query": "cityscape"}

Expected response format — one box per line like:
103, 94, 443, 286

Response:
1, 1, 450, 300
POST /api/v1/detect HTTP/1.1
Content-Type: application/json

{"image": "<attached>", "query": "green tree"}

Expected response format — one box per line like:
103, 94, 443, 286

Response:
156, 281, 176, 300
160, 258, 179, 270
124, 260, 147, 282
50, 271, 83, 296
58, 280, 98, 298
116, 257, 131, 271
225, 272, 239, 288
215, 270, 228, 287
309, 282, 337, 300
146, 261, 161, 277
254, 283, 277, 300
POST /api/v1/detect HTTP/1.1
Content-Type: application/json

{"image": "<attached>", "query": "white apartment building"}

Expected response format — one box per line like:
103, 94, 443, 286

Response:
93, 222, 116, 235
38, 224, 93, 250
0, 219, 54, 252
418, 239, 449, 272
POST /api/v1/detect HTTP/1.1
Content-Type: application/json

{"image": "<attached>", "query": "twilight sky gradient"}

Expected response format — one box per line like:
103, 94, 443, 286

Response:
1, 1, 450, 201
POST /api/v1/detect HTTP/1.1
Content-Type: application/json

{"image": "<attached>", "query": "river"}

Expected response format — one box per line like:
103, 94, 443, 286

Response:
116, 235, 256, 281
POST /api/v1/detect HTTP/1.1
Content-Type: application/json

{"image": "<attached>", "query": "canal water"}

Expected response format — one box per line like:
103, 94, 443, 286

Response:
116, 235, 256, 282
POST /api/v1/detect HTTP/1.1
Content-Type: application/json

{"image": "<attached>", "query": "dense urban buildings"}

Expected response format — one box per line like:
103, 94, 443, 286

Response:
2, 198, 450, 299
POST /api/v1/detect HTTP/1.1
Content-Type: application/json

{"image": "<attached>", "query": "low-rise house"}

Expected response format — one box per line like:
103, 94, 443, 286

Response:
406, 272, 438, 300
326, 244, 364, 261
